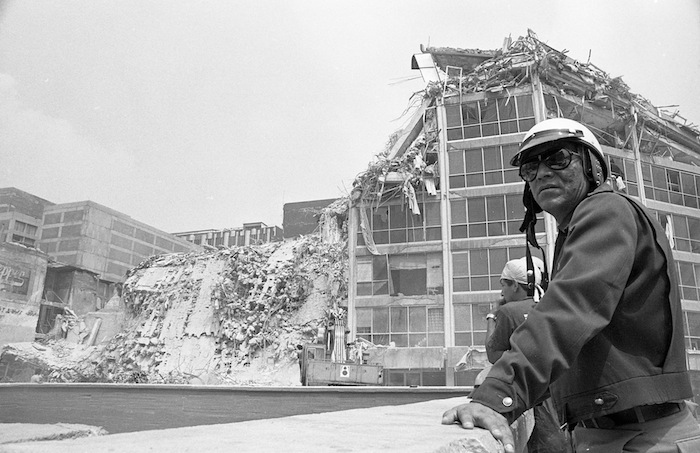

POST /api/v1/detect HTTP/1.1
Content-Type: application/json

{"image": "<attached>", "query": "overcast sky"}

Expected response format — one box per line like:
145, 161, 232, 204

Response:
1, 0, 698, 233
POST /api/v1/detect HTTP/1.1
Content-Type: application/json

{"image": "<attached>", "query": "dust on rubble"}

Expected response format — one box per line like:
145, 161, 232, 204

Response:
1, 228, 349, 386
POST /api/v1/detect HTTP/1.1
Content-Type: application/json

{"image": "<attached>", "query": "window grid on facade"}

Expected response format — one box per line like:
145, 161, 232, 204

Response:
356, 255, 390, 296
356, 253, 443, 297
606, 156, 639, 197
685, 311, 700, 350
653, 210, 700, 255
452, 246, 537, 292
448, 144, 521, 188
357, 200, 441, 246
11, 234, 35, 247
451, 194, 545, 239
642, 162, 700, 209
14, 221, 38, 236
444, 95, 536, 141
678, 261, 700, 302
454, 303, 492, 346
356, 306, 444, 347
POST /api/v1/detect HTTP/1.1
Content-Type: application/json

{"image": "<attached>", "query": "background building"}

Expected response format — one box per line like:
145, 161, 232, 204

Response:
0, 188, 201, 344
173, 221, 283, 248
0, 187, 54, 248
347, 32, 700, 391
0, 241, 48, 345
39, 201, 197, 284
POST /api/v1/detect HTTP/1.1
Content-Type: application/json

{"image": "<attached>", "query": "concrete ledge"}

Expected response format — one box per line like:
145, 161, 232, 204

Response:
0, 397, 531, 453
0, 423, 107, 445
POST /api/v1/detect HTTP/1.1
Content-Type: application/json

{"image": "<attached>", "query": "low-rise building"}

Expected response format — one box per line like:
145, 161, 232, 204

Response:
0, 241, 49, 345
38, 201, 197, 284
0, 187, 54, 248
0, 188, 201, 346
173, 221, 283, 248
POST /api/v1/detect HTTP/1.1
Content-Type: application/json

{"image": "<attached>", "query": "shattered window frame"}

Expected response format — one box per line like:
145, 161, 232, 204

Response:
356, 255, 389, 296
356, 199, 441, 246
355, 252, 444, 297
355, 306, 444, 347
542, 91, 633, 151
652, 210, 700, 254
445, 93, 535, 141
606, 155, 639, 197
448, 144, 521, 188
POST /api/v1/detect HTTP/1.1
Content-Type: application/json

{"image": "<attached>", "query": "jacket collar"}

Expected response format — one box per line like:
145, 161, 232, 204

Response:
557, 182, 614, 231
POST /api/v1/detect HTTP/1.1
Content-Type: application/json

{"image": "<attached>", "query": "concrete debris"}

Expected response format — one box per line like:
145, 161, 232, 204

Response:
1, 233, 348, 386
428, 30, 700, 160
351, 105, 439, 215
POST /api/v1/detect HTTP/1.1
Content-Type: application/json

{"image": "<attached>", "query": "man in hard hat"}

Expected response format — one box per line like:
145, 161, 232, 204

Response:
442, 118, 700, 452
486, 257, 544, 365
475, 256, 544, 387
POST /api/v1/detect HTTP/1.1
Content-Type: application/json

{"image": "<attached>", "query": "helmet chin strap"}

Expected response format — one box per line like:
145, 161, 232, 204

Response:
521, 183, 549, 296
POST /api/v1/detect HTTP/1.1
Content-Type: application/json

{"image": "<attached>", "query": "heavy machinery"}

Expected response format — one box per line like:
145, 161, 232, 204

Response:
299, 342, 383, 386
298, 317, 383, 386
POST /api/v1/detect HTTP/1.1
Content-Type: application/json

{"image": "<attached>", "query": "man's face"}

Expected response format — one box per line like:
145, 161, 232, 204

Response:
526, 149, 590, 223
500, 279, 518, 303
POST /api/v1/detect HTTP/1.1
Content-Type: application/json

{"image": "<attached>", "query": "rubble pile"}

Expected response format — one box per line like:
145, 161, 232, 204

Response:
3, 231, 348, 386
0, 341, 96, 383
94, 234, 347, 385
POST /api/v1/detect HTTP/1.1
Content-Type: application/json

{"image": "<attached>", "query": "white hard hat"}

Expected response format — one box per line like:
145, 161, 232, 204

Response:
500, 257, 542, 286
511, 118, 607, 182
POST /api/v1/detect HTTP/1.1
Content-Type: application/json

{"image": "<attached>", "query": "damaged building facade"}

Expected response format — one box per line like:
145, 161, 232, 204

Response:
0, 188, 200, 348
347, 31, 700, 389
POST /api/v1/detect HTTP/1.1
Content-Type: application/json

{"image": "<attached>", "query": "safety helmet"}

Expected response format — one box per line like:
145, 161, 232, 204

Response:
511, 118, 608, 184
501, 257, 542, 286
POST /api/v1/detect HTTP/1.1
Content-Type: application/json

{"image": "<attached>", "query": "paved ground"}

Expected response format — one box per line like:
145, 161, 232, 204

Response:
0, 423, 106, 445
0, 397, 531, 453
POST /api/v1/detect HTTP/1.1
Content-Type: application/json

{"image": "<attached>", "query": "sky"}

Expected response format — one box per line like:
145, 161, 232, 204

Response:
1, 0, 699, 233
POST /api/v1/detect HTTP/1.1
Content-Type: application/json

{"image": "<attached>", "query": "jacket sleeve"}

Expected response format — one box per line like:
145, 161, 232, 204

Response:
470, 192, 639, 422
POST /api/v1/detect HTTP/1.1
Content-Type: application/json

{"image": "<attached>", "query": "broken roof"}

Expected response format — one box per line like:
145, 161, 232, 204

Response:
421, 30, 700, 153
352, 29, 700, 210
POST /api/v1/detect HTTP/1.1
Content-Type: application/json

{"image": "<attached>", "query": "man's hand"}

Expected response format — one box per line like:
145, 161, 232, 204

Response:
441, 402, 515, 453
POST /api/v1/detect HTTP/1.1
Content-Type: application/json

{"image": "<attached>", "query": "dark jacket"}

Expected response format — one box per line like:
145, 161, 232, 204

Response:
470, 183, 692, 426
486, 299, 536, 364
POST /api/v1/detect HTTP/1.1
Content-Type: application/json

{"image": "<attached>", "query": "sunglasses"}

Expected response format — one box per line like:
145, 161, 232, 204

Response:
519, 148, 580, 182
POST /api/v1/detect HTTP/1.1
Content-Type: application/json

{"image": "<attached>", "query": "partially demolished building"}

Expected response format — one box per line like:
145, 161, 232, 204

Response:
348, 31, 700, 388
0, 188, 200, 349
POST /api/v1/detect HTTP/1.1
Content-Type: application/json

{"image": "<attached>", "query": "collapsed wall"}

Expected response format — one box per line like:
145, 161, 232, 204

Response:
1, 221, 349, 385
100, 233, 346, 385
